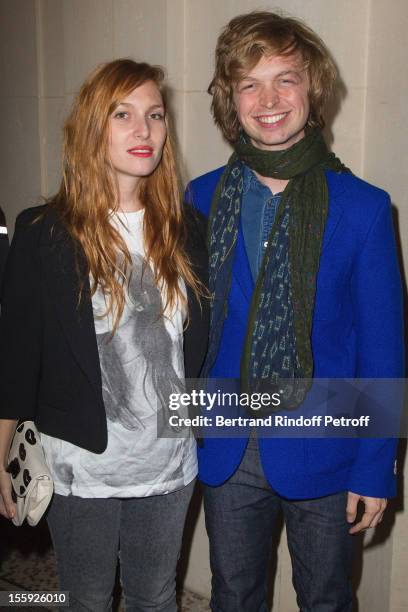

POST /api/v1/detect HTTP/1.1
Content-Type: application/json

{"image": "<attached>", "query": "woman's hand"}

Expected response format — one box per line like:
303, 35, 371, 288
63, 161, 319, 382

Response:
0, 419, 18, 520
0, 469, 15, 520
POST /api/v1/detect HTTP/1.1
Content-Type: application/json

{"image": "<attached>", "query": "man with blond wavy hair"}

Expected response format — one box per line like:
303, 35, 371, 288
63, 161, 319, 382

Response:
187, 11, 404, 612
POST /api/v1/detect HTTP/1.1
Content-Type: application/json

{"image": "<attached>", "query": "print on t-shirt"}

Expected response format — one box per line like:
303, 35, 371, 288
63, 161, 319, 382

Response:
98, 252, 183, 436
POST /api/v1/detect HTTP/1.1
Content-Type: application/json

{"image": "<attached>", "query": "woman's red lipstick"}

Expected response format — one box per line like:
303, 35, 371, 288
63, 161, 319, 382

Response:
127, 146, 153, 158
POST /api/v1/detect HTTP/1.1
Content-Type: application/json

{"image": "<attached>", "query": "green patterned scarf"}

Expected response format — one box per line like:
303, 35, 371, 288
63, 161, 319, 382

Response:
205, 128, 349, 406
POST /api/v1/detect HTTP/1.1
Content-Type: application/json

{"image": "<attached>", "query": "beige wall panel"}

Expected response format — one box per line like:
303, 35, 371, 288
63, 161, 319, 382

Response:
63, 0, 113, 94
272, 528, 297, 611
364, 5, 408, 605
39, 0, 65, 98
390, 505, 408, 609
183, 91, 231, 180
165, 0, 186, 154
165, 89, 187, 183
0, 1, 40, 232
113, 0, 167, 66
164, 0, 185, 91
0, 97, 41, 231
289, 0, 369, 90
182, 504, 211, 597
329, 88, 368, 175
363, 0, 408, 271
39, 97, 70, 197
354, 531, 393, 612
0, 0, 38, 98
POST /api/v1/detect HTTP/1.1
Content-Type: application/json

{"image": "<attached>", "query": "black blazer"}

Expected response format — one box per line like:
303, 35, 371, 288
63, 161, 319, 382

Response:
0, 205, 209, 453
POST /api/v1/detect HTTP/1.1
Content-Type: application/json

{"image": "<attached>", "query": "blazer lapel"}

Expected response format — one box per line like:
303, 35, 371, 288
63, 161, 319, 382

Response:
321, 171, 346, 253
40, 229, 102, 393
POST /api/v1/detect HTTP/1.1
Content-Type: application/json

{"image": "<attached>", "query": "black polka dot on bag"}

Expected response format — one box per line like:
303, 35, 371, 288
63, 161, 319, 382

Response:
19, 443, 26, 461
7, 457, 20, 479
25, 429, 37, 445
23, 469, 32, 487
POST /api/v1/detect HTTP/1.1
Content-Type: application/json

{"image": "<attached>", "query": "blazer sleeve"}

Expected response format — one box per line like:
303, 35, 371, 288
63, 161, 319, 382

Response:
0, 209, 43, 420
347, 195, 404, 498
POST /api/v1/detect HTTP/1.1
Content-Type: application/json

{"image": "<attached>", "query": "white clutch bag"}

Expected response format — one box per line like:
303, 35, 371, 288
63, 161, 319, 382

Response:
7, 421, 54, 526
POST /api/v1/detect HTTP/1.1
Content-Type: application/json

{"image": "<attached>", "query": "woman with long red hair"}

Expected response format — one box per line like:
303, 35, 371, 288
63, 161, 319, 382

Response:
0, 59, 209, 611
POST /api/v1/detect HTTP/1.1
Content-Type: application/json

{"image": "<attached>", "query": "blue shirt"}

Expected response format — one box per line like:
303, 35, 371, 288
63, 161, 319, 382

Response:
241, 165, 282, 281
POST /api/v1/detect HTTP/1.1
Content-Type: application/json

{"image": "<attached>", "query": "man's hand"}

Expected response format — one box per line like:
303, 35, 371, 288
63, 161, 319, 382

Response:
346, 491, 387, 534
0, 469, 16, 520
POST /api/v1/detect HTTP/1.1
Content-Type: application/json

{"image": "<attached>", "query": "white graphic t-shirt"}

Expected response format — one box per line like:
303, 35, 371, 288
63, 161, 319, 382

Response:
42, 209, 197, 497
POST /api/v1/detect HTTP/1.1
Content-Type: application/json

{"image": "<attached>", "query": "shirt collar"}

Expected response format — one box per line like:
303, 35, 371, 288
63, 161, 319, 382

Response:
242, 164, 260, 195
242, 164, 283, 198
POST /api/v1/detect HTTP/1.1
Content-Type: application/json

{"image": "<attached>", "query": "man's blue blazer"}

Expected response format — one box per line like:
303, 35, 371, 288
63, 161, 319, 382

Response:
187, 167, 404, 499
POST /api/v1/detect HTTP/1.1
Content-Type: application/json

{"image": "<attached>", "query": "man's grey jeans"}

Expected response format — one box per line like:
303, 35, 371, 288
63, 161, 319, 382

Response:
203, 435, 354, 612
